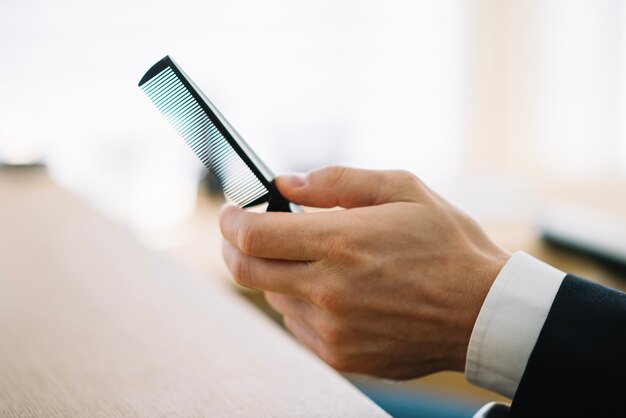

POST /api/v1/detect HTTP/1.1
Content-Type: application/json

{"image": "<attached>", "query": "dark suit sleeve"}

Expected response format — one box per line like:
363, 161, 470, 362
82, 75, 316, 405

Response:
509, 274, 626, 417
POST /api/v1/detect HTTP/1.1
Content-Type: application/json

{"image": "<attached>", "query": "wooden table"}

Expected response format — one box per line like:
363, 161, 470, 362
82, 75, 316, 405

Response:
0, 168, 388, 417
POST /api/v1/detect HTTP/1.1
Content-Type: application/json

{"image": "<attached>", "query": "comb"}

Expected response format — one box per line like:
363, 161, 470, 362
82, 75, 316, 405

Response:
138, 55, 298, 212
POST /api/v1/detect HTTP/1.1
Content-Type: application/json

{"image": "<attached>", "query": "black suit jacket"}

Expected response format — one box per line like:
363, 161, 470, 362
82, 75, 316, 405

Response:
508, 274, 626, 417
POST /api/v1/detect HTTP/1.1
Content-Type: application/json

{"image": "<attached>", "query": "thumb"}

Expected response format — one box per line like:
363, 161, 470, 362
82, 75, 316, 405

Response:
275, 166, 425, 209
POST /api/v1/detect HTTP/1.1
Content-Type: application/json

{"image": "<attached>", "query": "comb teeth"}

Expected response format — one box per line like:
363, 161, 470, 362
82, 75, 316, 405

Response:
140, 66, 269, 208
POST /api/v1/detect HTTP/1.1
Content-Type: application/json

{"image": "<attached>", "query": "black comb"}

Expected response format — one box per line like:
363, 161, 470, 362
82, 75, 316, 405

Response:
138, 56, 297, 212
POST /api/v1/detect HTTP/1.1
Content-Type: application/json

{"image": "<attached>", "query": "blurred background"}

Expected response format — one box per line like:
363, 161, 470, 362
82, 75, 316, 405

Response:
3, 0, 625, 238
2, 0, 626, 415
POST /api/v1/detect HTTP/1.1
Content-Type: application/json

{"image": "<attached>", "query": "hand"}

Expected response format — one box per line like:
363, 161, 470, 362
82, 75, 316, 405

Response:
219, 166, 510, 379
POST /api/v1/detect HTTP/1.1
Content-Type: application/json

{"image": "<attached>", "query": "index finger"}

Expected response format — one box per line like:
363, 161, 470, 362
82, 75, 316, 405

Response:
219, 205, 333, 261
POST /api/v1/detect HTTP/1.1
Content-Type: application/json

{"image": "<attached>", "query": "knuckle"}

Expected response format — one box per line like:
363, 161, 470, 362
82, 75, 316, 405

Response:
329, 238, 360, 266
318, 347, 351, 372
313, 287, 348, 315
387, 170, 427, 201
323, 165, 348, 188
312, 287, 331, 308
394, 169, 420, 187
317, 320, 346, 346
218, 205, 233, 233
237, 223, 260, 255
231, 253, 253, 287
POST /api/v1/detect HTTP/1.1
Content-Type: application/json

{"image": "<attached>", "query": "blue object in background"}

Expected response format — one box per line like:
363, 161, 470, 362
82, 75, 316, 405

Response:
354, 381, 482, 418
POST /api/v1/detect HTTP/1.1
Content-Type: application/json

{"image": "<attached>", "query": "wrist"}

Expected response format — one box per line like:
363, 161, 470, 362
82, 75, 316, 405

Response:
464, 251, 566, 397
450, 248, 511, 372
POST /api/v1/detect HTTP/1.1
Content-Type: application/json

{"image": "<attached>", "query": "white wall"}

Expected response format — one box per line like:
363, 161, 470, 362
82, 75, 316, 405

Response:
465, 0, 625, 180
1, 0, 625, 232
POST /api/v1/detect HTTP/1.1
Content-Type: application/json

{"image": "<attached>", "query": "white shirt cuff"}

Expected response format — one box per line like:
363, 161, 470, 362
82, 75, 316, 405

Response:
464, 251, 566, 399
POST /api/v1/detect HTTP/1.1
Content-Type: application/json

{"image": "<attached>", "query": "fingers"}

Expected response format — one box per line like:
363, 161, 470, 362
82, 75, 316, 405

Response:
278, 297, 361, 374
276, 166, 427, 209
222, 240, 314, 298
265, 293, 325, 357
220, 167, 430, 262
220, 204, 336, 261
265, 292, 316, 323
283, 317, 323, 354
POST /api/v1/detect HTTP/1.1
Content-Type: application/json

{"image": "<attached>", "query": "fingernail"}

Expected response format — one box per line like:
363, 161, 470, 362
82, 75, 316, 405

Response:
278, 173, 306, 188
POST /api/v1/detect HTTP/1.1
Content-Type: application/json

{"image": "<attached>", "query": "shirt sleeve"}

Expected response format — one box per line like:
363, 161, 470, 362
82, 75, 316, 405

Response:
464, 251, 566, 399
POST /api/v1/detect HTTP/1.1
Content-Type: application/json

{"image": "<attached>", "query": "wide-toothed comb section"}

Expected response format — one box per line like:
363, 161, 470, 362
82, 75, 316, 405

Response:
140, 66, 268, 208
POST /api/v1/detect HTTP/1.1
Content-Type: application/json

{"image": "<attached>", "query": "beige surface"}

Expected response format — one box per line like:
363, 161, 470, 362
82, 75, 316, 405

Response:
0, 168, 388, 417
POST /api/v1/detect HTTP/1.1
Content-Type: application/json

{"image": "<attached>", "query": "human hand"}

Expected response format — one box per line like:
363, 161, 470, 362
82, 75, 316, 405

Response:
220, 166, 510, 379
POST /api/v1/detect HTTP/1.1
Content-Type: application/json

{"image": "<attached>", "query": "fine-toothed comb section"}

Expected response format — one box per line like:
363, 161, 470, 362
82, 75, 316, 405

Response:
138, 56, 277, 209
